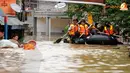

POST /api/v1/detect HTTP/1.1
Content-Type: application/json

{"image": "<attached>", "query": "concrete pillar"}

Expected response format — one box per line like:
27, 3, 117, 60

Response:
45, 16, 51, 40
33, 17, 37, 39
46, 16, 49, 36
32, 10, 37, 40
49, 17, 51, 41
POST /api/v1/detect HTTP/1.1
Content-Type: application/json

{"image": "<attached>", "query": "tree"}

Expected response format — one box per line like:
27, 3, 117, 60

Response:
66, 0, 130, 35
66, 4, 103, 22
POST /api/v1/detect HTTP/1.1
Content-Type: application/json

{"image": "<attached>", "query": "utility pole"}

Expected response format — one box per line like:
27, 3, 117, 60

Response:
4, 16, 8, 39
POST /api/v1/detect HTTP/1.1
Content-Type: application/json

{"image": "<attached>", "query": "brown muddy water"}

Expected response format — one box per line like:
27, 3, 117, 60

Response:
0, 41, 130, 73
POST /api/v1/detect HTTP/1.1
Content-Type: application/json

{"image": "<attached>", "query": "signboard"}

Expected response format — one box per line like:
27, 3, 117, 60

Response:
0, 0, 16, 15
42, 0, 105, 6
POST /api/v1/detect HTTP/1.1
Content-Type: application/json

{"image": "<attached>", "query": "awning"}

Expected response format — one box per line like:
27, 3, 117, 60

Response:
0, 17, 23, 25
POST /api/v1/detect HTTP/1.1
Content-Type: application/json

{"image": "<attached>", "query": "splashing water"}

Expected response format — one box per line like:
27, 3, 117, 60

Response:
0, 41, 130, 73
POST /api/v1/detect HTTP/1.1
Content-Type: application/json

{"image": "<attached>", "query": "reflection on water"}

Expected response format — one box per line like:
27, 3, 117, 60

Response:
0, 41, 130, 73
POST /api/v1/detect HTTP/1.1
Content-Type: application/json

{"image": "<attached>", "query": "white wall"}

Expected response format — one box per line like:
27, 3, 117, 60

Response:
36, 17, 71, 34
51, 18, 71, 33
37, 18, 46, 33
27, 17, 71, 35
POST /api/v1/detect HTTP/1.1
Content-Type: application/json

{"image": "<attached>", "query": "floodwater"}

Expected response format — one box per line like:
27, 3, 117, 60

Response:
0, 41, 130, 73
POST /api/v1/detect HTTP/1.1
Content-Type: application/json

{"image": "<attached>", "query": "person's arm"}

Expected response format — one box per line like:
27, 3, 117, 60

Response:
68, 25, 72, 31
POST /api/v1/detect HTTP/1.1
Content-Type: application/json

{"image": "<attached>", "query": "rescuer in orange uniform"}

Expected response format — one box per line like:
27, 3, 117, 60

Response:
68, 19, 80, 42
104, 22, 114, 35
89, 23, 99, 35
78, 19, 89, 40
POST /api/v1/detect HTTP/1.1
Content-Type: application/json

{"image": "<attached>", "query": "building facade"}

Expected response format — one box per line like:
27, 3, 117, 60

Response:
24, 0, 71, 37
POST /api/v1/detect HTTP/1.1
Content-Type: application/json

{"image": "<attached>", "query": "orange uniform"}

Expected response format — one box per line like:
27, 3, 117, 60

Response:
68, 24, 79, 35
68, 24, 75, 36
74, 25, 79, 32
23, 40, 36, 50
23, 43, 35, 50
79, 24, 89, 36
104, 25, 114, 35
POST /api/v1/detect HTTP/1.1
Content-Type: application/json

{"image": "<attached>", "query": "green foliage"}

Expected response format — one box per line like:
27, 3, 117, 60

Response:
16, 0, 20, 4
67, 4, 103, 21
66, 0, 130, 30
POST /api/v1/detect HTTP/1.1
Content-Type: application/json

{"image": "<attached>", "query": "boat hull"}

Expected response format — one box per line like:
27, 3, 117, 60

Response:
64, 34, 123, 45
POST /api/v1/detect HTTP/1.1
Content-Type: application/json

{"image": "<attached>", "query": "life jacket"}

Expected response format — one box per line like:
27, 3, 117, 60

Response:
104, 25, 114, 35
88, 23, 96, 29
91, 25, 96, 29
23, 43, 35, 50
79, 24, 89, 36
74, 24, 79, 32
23, 40, 36, 50
68, 24, 75, 36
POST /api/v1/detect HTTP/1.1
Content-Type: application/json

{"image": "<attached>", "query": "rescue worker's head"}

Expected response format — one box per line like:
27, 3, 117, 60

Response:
105, 22, 111, 27
95, 23, 98, 28
72, 19, 78, 24
79, 19, 86, 25
108, 22, 111, 25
